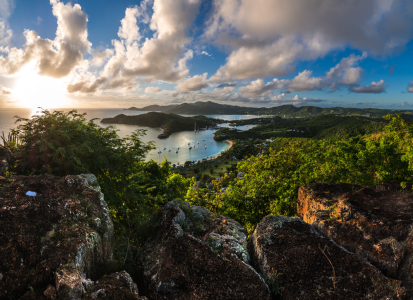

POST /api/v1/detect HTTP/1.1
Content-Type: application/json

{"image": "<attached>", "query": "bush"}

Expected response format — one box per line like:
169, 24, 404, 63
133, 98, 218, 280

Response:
11, 109, 191, 271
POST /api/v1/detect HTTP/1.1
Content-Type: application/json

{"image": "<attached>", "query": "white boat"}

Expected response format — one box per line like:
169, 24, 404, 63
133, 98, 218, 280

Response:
197, 142, 199, 144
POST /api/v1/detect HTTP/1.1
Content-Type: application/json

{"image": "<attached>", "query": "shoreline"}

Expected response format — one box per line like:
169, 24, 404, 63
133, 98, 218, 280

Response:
207, 140, 233, 161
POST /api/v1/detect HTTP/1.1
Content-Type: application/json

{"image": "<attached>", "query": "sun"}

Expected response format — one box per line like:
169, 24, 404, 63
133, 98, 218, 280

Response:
14, 70, 69, 109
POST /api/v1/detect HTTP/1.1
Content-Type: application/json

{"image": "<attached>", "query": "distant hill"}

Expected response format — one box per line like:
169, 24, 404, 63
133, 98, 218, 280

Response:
101, 112, 219, 138
125, 104, 178, 112
126, 101, 413, 118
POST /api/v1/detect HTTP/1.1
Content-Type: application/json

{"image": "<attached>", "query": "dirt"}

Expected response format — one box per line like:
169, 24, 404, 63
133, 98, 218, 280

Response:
0, 174, 112, 300
298, 182, 413, 295
248, 215, 406, 300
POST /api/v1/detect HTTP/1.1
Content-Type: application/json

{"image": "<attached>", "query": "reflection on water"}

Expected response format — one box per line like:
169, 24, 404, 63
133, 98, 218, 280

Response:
0, 108, 259, 164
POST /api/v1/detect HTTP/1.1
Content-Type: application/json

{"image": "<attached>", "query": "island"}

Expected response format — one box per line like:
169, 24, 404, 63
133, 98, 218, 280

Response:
101, 112, 222, 138
125, 101, 413, 118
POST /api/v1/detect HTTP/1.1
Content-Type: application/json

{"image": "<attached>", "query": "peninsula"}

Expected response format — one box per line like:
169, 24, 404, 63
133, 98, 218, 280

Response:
101, 112, 220, 138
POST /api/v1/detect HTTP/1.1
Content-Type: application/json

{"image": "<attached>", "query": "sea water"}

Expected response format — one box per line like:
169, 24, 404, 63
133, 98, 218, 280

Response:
0, 108, 259, 164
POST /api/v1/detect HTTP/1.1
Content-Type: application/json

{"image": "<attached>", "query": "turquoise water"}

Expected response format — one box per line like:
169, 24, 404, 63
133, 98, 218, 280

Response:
0, 108, 258, 164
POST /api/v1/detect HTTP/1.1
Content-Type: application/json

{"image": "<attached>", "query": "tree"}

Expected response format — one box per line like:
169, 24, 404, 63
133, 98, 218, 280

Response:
210, 168, 214, 175
11, 109, 191, 270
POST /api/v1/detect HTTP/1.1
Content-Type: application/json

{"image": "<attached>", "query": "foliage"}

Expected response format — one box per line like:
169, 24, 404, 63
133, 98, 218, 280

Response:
11, 109, 191, 272
187, 115, 413, 234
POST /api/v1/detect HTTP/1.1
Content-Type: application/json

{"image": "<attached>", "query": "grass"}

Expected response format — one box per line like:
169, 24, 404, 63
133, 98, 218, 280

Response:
197, 160, 237, 179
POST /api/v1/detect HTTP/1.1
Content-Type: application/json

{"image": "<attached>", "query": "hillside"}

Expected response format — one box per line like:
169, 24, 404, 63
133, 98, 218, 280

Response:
214, 114, 387, 141
126, 101, 413, 118
101, 112, 219, 138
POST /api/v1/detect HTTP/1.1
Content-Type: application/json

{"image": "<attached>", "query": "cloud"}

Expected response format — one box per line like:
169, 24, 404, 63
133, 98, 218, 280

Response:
201, 51, 212, 57
0, 85, 11, 95
408, 81, 413, 93
207, 0, 413, 81
35, 16, 42, 26
0, 0, 91, 78
239, 53, 368, 96
68, 0, 201, 94
350, 80, 387, 93
91, 48, 114, 67
176, 73, 209, 92
216, 82, 236, 88
145, 86, 161, 93
0, 0, 14, 46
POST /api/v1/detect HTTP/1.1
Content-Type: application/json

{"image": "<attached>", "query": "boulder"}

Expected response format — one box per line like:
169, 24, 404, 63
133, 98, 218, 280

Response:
141, 201, 271, 300
298, 182, 413, 290
83, 271, 147, 300
248, 215, 406, 299
0, 174, 115, 299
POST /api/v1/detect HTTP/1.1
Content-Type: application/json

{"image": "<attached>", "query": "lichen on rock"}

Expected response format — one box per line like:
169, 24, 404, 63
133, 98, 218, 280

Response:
141, 200, 271, 300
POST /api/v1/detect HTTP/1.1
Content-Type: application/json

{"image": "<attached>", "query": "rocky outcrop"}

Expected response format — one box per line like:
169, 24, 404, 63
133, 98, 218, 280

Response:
298, 182, 413, 294
83, 271, 147, 300
141, 201, 271, 300
248, 215, 406, 299
0, 173, 143, 300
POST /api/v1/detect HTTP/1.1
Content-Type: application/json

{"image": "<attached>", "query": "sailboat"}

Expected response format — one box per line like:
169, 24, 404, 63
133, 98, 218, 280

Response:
194, 122, 196, 132
158, 147, 162, 154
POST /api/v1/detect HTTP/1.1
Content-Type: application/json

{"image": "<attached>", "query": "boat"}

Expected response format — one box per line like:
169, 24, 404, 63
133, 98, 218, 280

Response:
168, 149, 171, 152
164, 147, 167, 150
176, 150, 178, 153
188, 143, 190, 145
158, 151, 162, 154
197, 142, 199, 144
189, 147, 192, 150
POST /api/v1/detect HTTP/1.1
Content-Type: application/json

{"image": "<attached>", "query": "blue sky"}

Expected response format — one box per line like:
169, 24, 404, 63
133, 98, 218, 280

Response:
0, 0, 412, 109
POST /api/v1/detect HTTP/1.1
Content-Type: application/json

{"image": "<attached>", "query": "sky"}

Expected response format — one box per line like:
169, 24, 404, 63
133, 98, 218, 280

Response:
0, 0, 412, 109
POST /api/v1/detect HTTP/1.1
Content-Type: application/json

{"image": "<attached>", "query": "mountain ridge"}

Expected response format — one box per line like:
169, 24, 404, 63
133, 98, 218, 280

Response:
126, 101, 413, 118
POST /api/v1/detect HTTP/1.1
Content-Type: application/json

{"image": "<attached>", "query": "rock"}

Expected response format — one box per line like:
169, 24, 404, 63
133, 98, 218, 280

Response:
249, 215, 406, 299
142, 201, 271, 300
298, 182, 413, 292
84, 271, 147, 300
43, 285, 56, 300
0, 174, 114, 300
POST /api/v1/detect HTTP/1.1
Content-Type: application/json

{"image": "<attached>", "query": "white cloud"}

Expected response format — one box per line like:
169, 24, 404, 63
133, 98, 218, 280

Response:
201, 51, 212, 57
207, 0, 413, 81
0, 0, 14, 46
0, 84, 11, 95
239, 53, 368, 96
349, 80, 387, 93
145, 86, 161, 93
176, 73, 209, 92
68, 0, 201, 94
408, 81, 413, 93
0, 0, 91, 78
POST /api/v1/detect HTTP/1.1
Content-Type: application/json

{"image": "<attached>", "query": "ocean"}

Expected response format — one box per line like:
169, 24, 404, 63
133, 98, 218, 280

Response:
0, 108, 258, 164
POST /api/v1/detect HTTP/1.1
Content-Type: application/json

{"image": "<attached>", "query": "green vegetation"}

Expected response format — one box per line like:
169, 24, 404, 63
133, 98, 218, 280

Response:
126, 101, 413, 118
6, 108, 413, 276
215, 114, 386, 142
101, 112, 220, 138
8, 109, 190, 275
187, 115, 413, 234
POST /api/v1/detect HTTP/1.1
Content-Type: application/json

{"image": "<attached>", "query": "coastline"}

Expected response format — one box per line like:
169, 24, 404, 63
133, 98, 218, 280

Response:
207, 140, 233, 160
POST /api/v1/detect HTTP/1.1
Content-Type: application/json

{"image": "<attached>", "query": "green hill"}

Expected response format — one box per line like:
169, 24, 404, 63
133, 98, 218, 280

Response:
126, 101, 413, 118
101, 112, 219, 138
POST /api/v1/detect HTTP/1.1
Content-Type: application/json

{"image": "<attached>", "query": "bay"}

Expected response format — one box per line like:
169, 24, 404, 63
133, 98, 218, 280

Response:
0, 108, 259, 164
